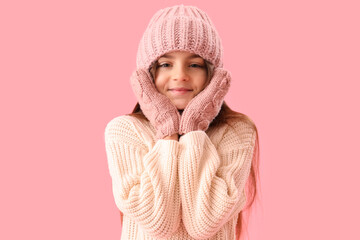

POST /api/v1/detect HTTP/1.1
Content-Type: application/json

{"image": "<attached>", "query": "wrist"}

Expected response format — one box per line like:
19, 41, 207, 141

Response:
163, 133, 179, 141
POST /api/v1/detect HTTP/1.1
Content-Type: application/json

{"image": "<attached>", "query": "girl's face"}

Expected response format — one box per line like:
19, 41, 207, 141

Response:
153, 51, 208, 110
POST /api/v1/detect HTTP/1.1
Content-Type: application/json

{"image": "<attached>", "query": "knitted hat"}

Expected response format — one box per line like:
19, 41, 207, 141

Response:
136, 4, 224, 70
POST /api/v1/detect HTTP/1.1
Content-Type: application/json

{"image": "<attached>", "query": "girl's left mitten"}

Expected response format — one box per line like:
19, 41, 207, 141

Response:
179, 68, 231, 135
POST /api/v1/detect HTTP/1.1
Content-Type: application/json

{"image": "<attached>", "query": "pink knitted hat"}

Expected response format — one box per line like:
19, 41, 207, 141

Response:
136, 4, 224, 70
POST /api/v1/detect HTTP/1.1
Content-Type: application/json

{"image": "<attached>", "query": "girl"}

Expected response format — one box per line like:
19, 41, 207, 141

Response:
105, 4, 260, 240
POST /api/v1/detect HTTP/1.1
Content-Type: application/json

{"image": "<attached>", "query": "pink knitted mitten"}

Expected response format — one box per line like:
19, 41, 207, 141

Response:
179, 68, 231, 135
130, 68, 181, 139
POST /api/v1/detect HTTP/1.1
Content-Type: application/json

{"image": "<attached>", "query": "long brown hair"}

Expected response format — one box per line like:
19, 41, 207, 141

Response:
125, 57, 261, 240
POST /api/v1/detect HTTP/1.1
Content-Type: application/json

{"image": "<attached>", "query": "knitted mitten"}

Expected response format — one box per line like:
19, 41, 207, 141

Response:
130, 68, 181, 139
179, 68, 231, 135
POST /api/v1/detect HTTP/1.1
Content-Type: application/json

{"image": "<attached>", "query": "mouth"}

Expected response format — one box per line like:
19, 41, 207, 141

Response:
168, 88, 193, 95
169, 87, 192, 91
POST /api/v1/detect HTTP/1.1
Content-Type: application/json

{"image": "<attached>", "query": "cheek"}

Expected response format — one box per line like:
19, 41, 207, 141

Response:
198, 76, 208, 91
199, 71, 208, 85
154, 81, 160, 89
154, 77, 166, 92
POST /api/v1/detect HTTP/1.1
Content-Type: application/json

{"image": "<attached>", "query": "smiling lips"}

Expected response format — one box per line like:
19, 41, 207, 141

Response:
168, 88, 193, 95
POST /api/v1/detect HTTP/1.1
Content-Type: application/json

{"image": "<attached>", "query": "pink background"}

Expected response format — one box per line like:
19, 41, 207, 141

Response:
1, 0, 359, 239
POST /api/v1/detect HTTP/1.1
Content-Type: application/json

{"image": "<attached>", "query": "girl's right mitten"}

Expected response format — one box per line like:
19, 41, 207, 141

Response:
130, 68, 180, 139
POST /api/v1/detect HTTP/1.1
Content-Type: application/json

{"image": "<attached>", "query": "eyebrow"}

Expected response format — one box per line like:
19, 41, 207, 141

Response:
159, 53, 202, 59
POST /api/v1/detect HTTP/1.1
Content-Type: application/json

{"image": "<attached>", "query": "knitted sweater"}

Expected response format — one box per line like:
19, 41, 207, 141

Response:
104, 115, 257, 240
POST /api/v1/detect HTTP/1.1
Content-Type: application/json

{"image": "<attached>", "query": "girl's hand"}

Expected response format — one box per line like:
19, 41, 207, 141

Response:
130, 68, 181, 140
179, 68, 231, 135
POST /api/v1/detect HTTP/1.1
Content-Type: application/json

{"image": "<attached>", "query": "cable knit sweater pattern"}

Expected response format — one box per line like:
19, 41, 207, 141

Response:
104, 115, 256, 240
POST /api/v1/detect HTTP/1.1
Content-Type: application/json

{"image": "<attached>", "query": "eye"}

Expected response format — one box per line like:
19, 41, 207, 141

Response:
158, 63, 170, 68
190, 64, 204, 68
157, 63, 204, 68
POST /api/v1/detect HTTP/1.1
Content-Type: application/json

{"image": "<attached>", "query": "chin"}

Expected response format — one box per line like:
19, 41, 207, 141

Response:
175, 105, 185, 110
171, 101, 189, 110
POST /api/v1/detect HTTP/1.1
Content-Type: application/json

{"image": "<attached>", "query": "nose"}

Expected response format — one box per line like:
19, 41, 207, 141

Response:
172, 65, 189, 81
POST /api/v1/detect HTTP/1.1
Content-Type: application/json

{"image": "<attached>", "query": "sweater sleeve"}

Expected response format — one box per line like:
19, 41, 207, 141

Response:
104, 116, 182, 239
178, 122, 256, 239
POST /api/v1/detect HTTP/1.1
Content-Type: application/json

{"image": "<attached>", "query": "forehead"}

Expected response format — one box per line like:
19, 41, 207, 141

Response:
159, 51, 203, 60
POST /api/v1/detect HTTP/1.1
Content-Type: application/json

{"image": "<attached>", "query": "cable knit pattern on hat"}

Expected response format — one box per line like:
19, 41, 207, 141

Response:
136, 4, 224, 70
104, 115, 256, 239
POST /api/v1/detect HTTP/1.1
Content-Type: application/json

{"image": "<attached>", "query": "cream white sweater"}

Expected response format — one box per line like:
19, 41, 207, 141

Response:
104, 115, 256, 240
